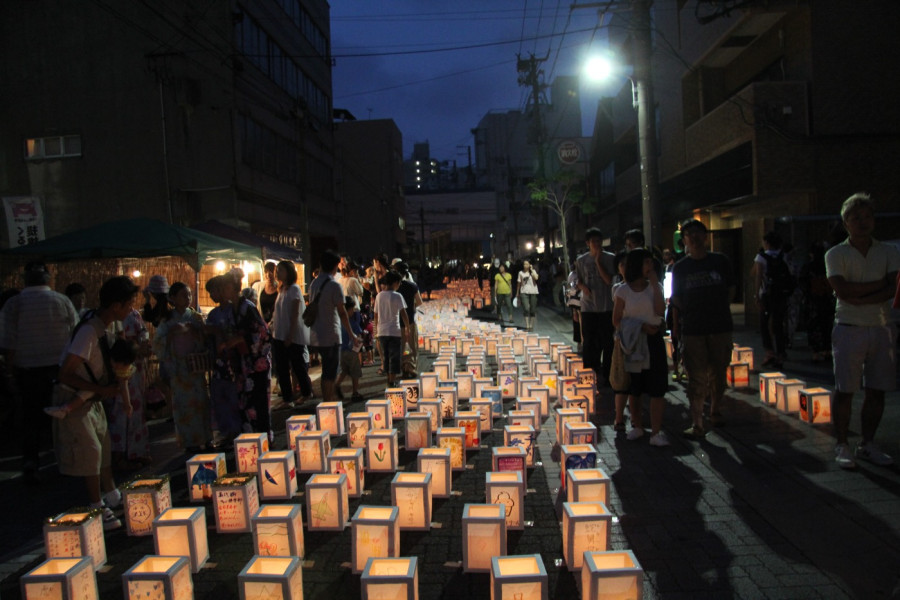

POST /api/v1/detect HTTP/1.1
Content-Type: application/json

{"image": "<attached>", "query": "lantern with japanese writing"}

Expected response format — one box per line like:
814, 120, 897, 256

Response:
566, 467, 611, 504
561, 394, 589, 415
305, 473, 349, 531
461, 503, 506, 573
491, 446, 528, 487
759, 372, 786, 405
391, 472, 432, 531
503, 425, 536, 467
367, 428, 400, 471
361, 556, 419, 600
328, 447, 365, 498
237, 556, 303, 600
435, 427, 466, 471
470, 398, 494, 432
799, 387, 832, 424
582, 550, 644, 600
285, 415, 315, 450
295, 429, 330, 474
560, 445, 597, 488
252, 504, 304, 558
490, 555, 547, 600
43, 508, 106, 570
351, 506, 400, 574
234, 432, 269, 474
186, 453, 226, 502
726, 362, 751, 388
152, 507, 209, 573
121, 556, 192, 600
347, 412, 374, 448
485, 471, 524, 530
574, 383, 597, 414
436, 386, 458, 420
775, 378, 806, 414
400, 379, 421, 413
316, 401, 345, 436
21, 557, 97, 600
416, 447, 451, 498
365, 399, 392, 431
562, 501, 611, 571
123, 476, 173, 537
212, 474, 259, 534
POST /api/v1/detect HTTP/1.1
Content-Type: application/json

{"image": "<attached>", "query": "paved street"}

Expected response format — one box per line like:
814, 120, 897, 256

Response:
1, 303, 899, 599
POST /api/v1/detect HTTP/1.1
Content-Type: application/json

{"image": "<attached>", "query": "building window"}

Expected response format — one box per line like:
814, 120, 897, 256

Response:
24, 135, 82, 160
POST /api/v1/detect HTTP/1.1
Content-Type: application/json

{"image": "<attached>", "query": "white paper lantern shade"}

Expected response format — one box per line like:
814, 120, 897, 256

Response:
212, 474, 259, 534
347, 412, 374, 448
469, 398, 494, 432
402, 413, 431, 451
418, 399, 442, 431
480, 386, 503, 418
419, 373, 438, 398
435, 427, 467, 471
386, 388, 406, 420
558, 376, 578, 400
561, 394, 589, 415
295, 430, 330, 474
503, 425, 536, 467
525, 384, 550, 419
186, 453, 226, 502
775, 378, 806, 414
416, 447, 452, 498
485, 471, 525, 530
490, 554, 548, 600
560, 445, 597, 489
508, 409, 540, 433
555, 407, 587, 444
455, 411, 482, 448
497, 370, 517, 399
21, 557, 98, 600
43, 508, 107, 570
799, 388, 833, 424
123, 476, 173, 537
731, 346, 755, 371
365, 399, 393, 431
252, 504, 304, 558
575, 368, 597, 388
491, 446, 528, 487
234, 432, 269, 474
436, 386, 458, 420
152, 507, 209, 573
328, 447, 365, 498
499, 356, 518, 374
367, 428, 400, 472
759, 372, 786, 405
726, 362, 751, 388
564, 421, 598, 446
316, 401, 346, 436
400, 380, 421, 414
391, 472, 433, 531
562, 501, 612, 571
581, 550, 644, 600
511, 337, 526, 356
456, 372, 474, 400
566, 468, 611, 504
351, 506, 400, 574
305, 473, 350, 531
237, 556, 303, 600
284, 415, 315, 450
461, 503, 507, 573
361, 556, 419, 600
473, 377, 493, 399
565, 355, 584, 377
256, 451, 298, 501
121, 556, 192, 600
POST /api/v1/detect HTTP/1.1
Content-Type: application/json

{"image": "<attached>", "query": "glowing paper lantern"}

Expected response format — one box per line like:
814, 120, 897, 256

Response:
186, 453, 226, 502
212, 474, 259, 534
759, 372, 786, 405
498, 356, 518, 374
537, 370, 558, 400
566, 357, 585, 377
365, 399, 392, 431
469, 398, 494, 432
731, 346, 755, 371
491, 446, 528, 487
575, 368, 597, 389
566, 468, 611, 504
503, 425, 536, 467
400, 380, 421, 414
582, 550, 644, 600
456, 372, 474, 401
257, 450, 298, 501
473, 376, 493, 398
435, 427, 466, 471
485, 471, 524, 530
558, 350, 577, 373
152, 507, 208, 573
347, 412, 374, 448
20, 557, 97, 600
436, 386, 458, 420
490, 555, 548, 600
775, 378, 806, 414
367, 428, 400, 471
391, 472, 432, 531
517, 397, 542, 424
237, 556, 303, 600
455, 410, 482, 448
418, 399, 442, 431
121, 556, 192, 600
537, 335, 550, 354
461, 503, 506, 573
562, 393, 590, 415
555, 407, 587, 444
234, 432, 269, 474
419, 373, 438, 398
123, 476, 173, 537
479, 385, 502, 418
497, 370, 517, 399
328, 447, 365, 497
316, 401, 345, 436
295, 430, 330, 474
562, 502, 611, 571
43, 508, 106, 570
564, 421, 597, 446
305, 473, 349, 531
251, 504, 304, 558
799, 387, 832, 424
560, 445, 597, 488
403, 413, 431, 452
432, 360, 452, 381
726, 363, 751, 388
361, 557, 419, 600
285, 415, 315, 450
416, 447, 451, 498
386, 388, 406, 420
511, 336, 526, 356
508, 409, 540, 433
525, 384, 550, 418
558, 376, 578, 400
351, 506, 400, 574
574, 384, 597, 414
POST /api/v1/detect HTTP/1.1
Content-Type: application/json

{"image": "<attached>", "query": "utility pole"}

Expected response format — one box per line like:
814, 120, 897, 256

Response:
517, 53, 552, 258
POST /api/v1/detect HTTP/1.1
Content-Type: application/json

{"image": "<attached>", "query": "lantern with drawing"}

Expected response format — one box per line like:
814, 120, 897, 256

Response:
491, 446, 528, 487
566, 468, 611, 504
20, 557, 97, 600
257, 450, 298, 501
361, 557, 419, 600
418, 399, 442, 431
560, 445, 597, 488
403, 413, 431, 452
152, 507, 209, 573
479, 385, 503, 418
503, 425, 536, 467
497, 370, 517, 399
461, 503, 506, 573
470, 398, 494, 432
775, 378, 806, 414
365, 399, 392, 431
305, 473, 349, 531
562, 502, 611, 570
295, 429, 330, 474
237, 556, 303, 600
367, 428, 400, 471
435, 427, 466, 471
799, 387, 832, 424
212, 473, 259, 534
391, 472, 433, 531
351, 506, 400, 574
328, 447, 365, 497
285, 415, 315, 450
416, 447, 451, 498
251, 504, 304, 558
121, 556, 192, 600
455, 410, 482, 448
386, 388, 406, 420
759, 372, 786, 405
123, 476, 173, 537
400, 379, 420, 414
564, 421, 598, 446
561, 394, 589, 414
186, 453, 226, 502
485, 471, 524, 530
436, 386, 458, 420
43, 508, 106, 569
490, 554, 548, 600
316, 401, 346, 436
582, 550, 644, 600
347, 412, 374, 448
234, 432, 269, 473
726, 362, 751, 388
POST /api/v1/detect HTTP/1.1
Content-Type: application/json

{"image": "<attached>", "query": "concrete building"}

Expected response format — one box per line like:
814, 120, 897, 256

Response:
0, 0, 335, 269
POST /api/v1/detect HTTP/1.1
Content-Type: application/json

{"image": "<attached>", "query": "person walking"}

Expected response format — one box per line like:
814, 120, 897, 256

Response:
515, 260, 540, 330
494, 264, 513, 323
374, 271, 410, 387
575, 228, 616, 385
752, 231, 792, 368
271, 260, 313, 408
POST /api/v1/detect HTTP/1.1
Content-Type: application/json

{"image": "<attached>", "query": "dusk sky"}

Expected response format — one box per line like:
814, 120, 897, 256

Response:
330, 2, 613, 164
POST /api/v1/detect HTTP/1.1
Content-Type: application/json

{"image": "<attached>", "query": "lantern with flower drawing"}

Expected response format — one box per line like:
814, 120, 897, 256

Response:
252, 504, 304, 558
365, 428, 399, 472
328, 447, 365, 497
186, 453, 226, 502
295, 429, 330, 474
21, 557, 97, 600
257, 450, 297, 501
391, 472, 432, 531
123, 476, 172, 537
496, 370, 517, 399
562, 501, 611, 571
485, 471, 524, 530
237, 556, 303, 600
503, 425, 536, 467
351, 506, 400, 574
582, 550, 644, 600
234, 432, 269, 473
152, 507, 209, 573
285, 415, 315, 450
212, 473, 259, 534
416, 447, 451, 498
462, 503, 506, 573
43, 508, 106, 570
361, 556, 419, 600
490, 554, 547, 600
305, 473, 349, 531
566, 468, 611, 504
759, 372, 786, 405
316, 401, 345, 436
347, 412, 374, 448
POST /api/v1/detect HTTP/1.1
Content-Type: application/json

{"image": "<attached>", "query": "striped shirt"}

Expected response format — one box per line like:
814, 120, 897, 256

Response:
0, 286, 78, 367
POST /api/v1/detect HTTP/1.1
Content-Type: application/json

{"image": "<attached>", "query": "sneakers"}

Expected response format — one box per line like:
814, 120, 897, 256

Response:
101, 506, 122, 531
855, 442, 894, 467
43, 406, 68, 420
626, 427, 645, 441
649, 431, 670, 447
834, 443, 856, 469
683, 425, 706, 440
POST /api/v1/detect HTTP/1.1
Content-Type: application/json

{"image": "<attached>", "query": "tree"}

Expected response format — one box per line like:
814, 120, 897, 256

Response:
528, 169, 595, 272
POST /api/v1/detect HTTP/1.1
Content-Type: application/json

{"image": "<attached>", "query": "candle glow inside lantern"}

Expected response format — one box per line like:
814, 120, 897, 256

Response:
234, 432, 269, 474
401, 380, 421, 413
732, 346, 755, 371
436, 427, 466, 471
555, 407, 587, 444
455, 410, 482, 448
562, 501, 612, 571
490, 554, 548, 600
361, 557, 419, 600
582, 550, 644, 600
560, 445, 597, 488
511, 336, 526, 356
121, 556, 192, 600
537, 370, 558, 399
564, 421, 598, 446
433, 360, 452, 381
491, 446, 528, 487
576, 368, 597, 387
420, 372, 438, 398
509, 409, 540, 433
436, 386, 458, 420
574, 384, 597, 414
470, 398, 494, 431
498, 356, 518, 375
351, 506, 400, 574
558, 376, 578, 400
497, 370, 517, 399
237, 556, 303, 600
186, 453, 226, 502
285, 415, 315, 450
799, 387, 833, 424
153, 507, 209, 573
566, 356, 585, 378
295, 429, 330, 474
462, 503, 507, 573
212, 474, 259, 534
759, 372, 786, 405
516, 376, 539, 398
566, 468, 611, 504
775, 378, 806, 414
347, 412, 374, 448
328, 447, 365, 497
391, 472, 433, 530
525, 384, 550, 418
316, 401, 346, 436
123, 476, 173, 537
43, 508, 107, 569
21, 557, 98, 600
386, 388, 406, 420
561, 394, 589, 415
257, 450, 298, 501
418, 399, 442, 431
726, 362, 751, 388
367, 428, 400, 471
503, 425, 536, 467
480, 385, 504, 418
416, 447, 452, 498
456, 372, 474, 400
252, 504, 304, 559
305, 473, 349, 531
366, 399, 393, 431
485, 471, 525, 530
473, 376, 492, 399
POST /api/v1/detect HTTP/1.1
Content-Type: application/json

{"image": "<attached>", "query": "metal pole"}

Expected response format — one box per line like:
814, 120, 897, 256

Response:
632, 0, 662, 247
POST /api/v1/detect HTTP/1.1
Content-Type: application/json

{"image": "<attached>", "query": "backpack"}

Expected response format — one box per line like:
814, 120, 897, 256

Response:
760, 251, 796, 299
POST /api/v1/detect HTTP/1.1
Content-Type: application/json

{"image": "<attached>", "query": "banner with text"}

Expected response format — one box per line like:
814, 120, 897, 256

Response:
3, 196, 45, 247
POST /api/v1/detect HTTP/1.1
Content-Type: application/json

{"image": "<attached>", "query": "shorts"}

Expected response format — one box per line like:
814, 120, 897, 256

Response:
315, 345, 340, 381
53, 394, 111, 477
340, 349, 362, 379
627, 332, 668, 397
832, 323, 897, 393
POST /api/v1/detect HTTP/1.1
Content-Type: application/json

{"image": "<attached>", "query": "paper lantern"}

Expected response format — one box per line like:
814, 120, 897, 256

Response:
473, 376, 493, 399
564, 422, 598, 446
558, 376, 578, 400
461, 337, 473, 356
582, 550, 644, 600
467, 361, 484, 379
418, 399, 442, 431
316, 401, 345, 436
456, 372, 474, 401
234, 432, 269, 474
285, 415, 315, 450
121, 556, 192, 600
554, 407, 586, 444
726, 362, 751, 388
566, 468, 611, 504
508, 409, 540, 433
21, 557, 97, 600
152, 507, 209, 574
486, 337, 499, 357
498, 356, 518, 374
351, 506, 400, 574
485, 471, 524, 530
455, 410, 482, 448
258, 450, 298, 501
469, 398, 494, 432
391, 472, 432, 531
461, 503, 506, 573
525, 384, 550, 418
480, 385, 504, 419
252, 504, 304, 558
759, 372, 786, 405
347, 412, 374, 448
490, 555, 548, 600
799, 387, 832, 424
664, 335, 674, 359
416, 447, 451, 498
562, 502, 611, 570
295, 430, 330, 474
549, 342, 566, 363
366, 399, 393, 431
433, 360, 452, 381
503, 425, 536, 467
436, 386, 458, 420
559, 351, 578, 374
511, 337, 526, 356
532, 360, 552, 379
361, 556, 419, 600
237, 556, 303, 600
186, 453, 226, 502
491, 446, 527, 487
123, 476, 173, 537
435, 427, 466, 471
496, 370, 517, 399
328, 447, 365, 497
43, 508, 106, 570
731, 346, 755, 371
305, 473, 349, 531
516, 397, 542, 422
385, 388, 406, 420
367, 428, 400, 471
419, 372, 438, 399
775, 378, 806, 414
402, 413, 431, 452
560, 445, 597, 488
536, 335, 550, 354
574, 384, 597, 414
212, 474, 259, 534
561, 394, 589, 415
400, 380, 421, 414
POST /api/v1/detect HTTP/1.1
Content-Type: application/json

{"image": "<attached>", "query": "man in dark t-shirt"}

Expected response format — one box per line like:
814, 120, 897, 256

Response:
394, 262, 423, 374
